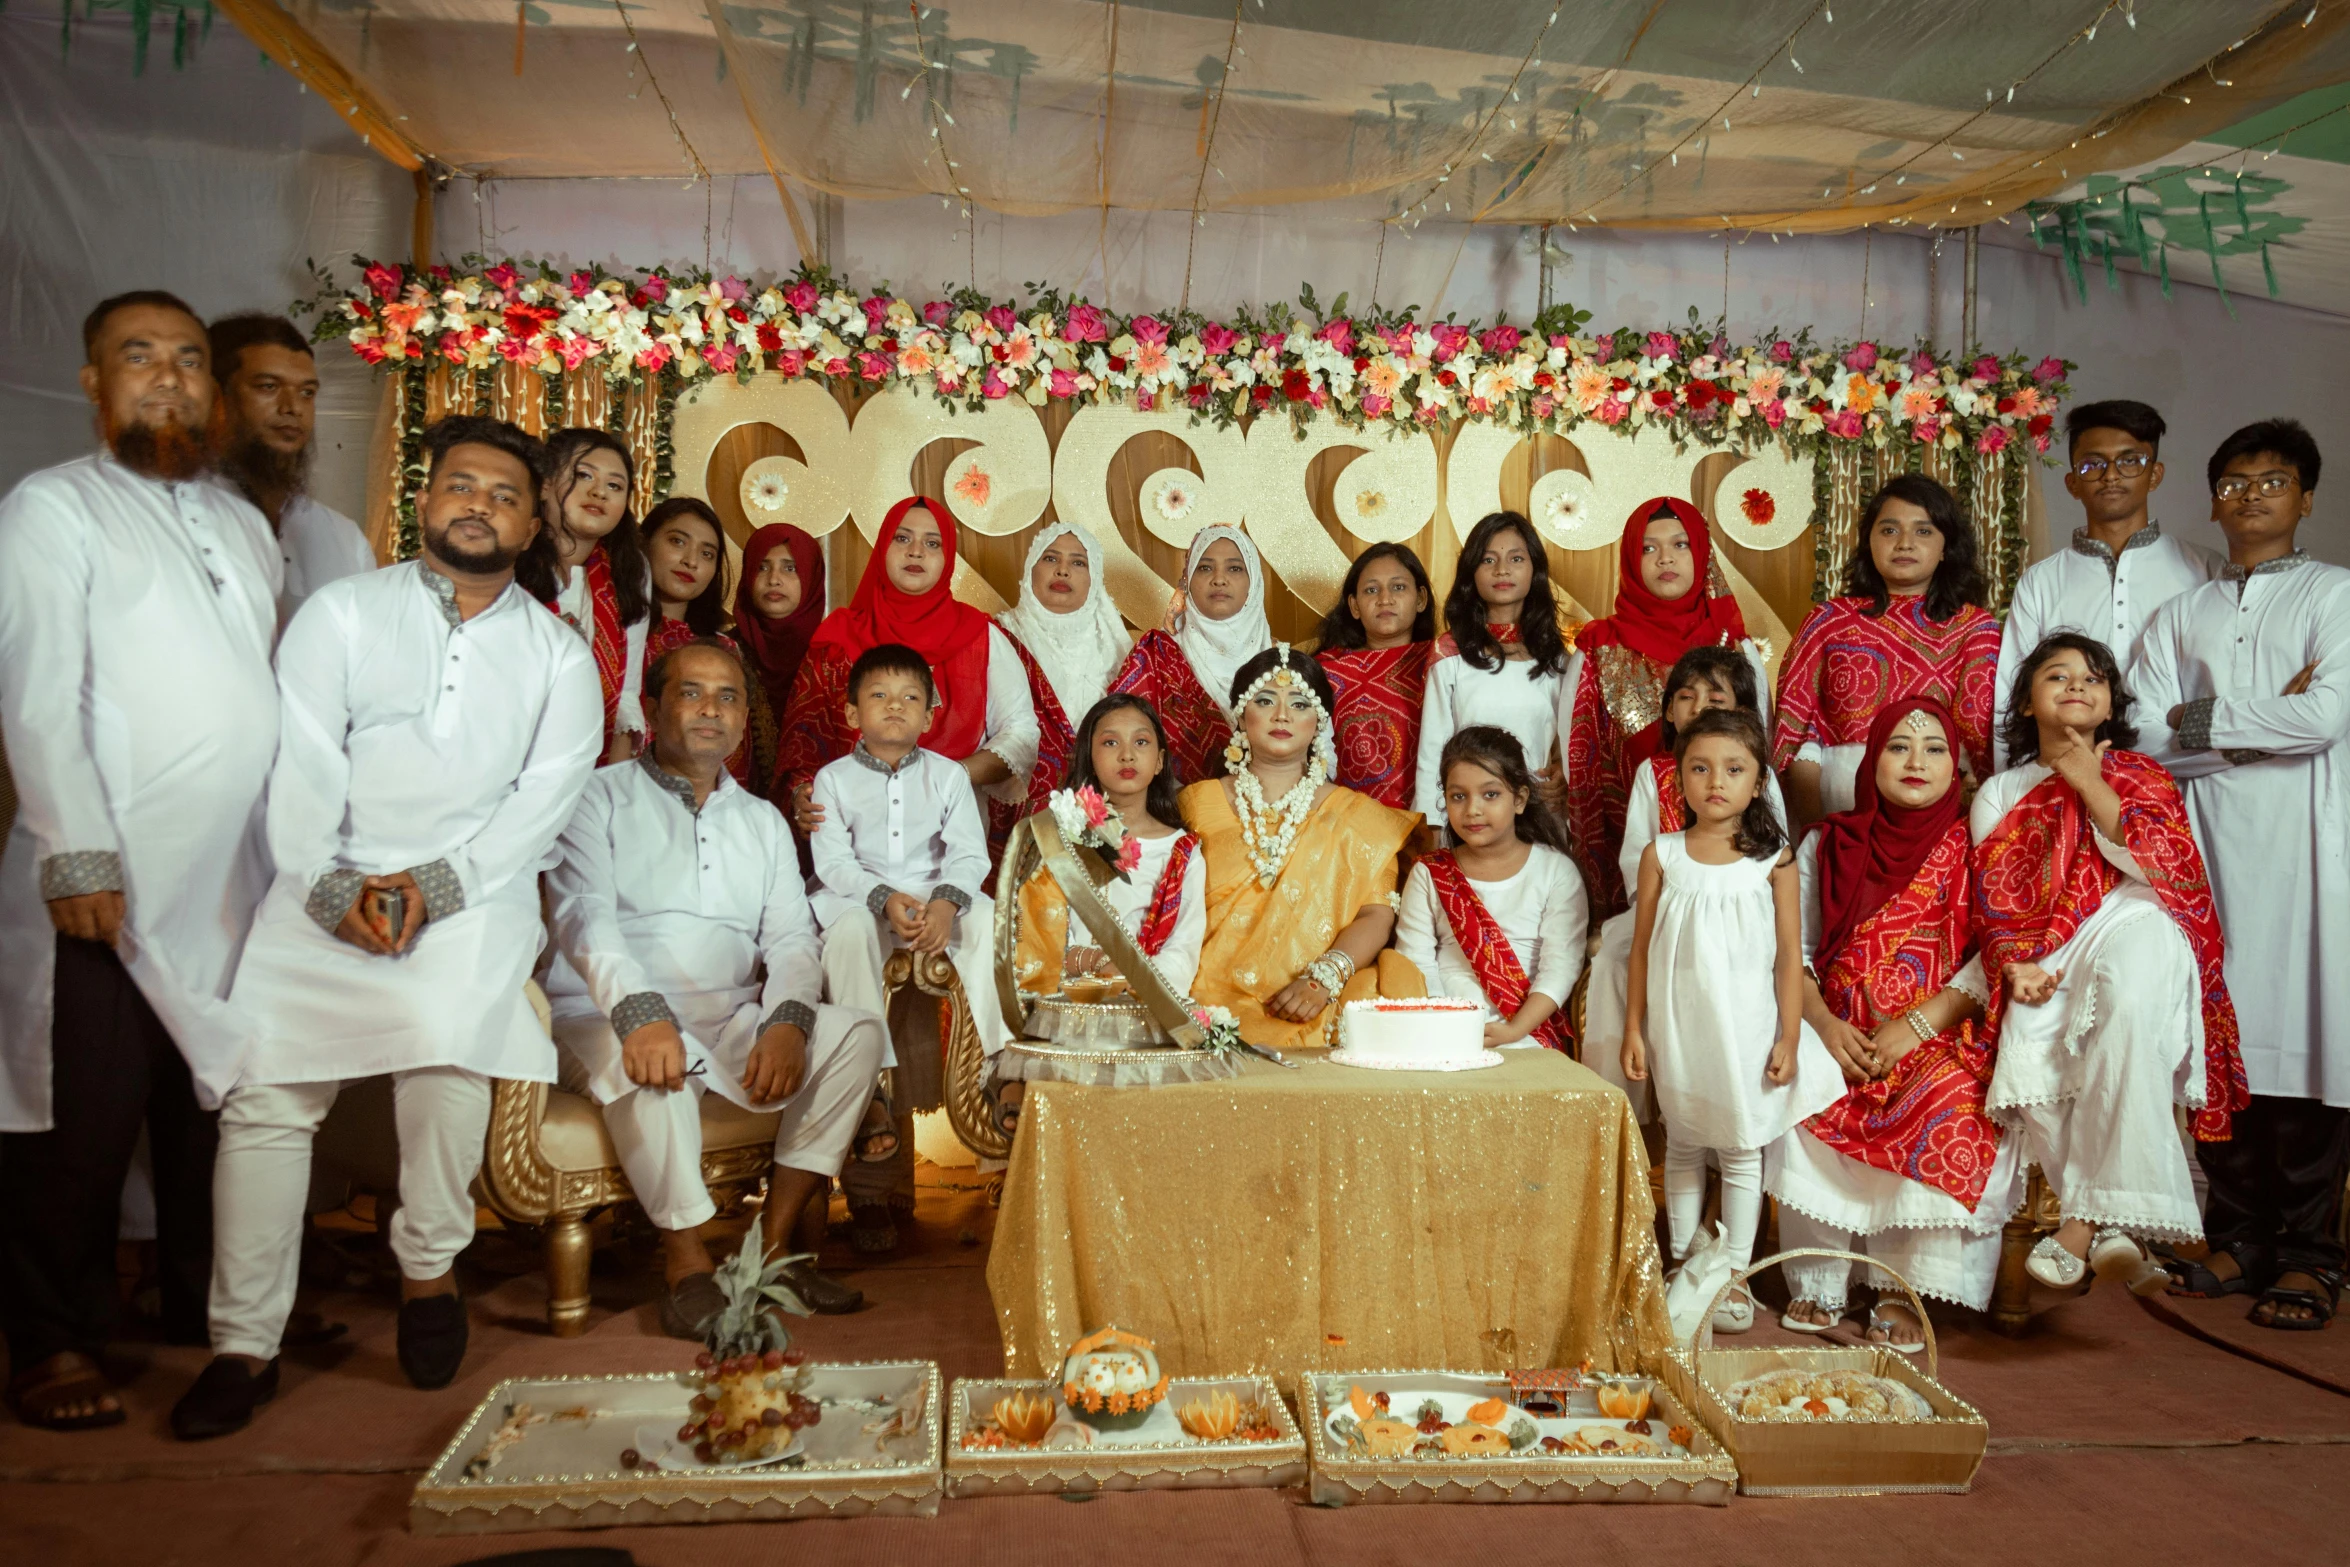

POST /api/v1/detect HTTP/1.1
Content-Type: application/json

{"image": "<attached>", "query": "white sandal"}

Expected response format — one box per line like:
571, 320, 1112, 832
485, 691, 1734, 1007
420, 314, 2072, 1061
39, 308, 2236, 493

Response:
1778, 1298, 1841, 1335
2090, 1228, 2172, 1297
2027, 1234, 2087, 1290
1711, 1282, 1755, 1335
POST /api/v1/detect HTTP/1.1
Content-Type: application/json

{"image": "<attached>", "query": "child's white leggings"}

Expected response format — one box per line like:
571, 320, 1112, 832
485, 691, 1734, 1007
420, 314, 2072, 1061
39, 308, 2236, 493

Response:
1663, 1134, 1765, 1270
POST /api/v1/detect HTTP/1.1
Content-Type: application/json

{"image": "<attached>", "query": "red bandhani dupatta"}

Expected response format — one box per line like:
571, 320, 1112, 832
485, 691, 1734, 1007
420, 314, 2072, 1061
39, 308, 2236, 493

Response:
1648, 752, 1689, 835
1318, 642, 1432, 810
1137, 833, 1199, 956
1801, 823, 2004, 1208
991, 637, 1077, 856
1419, 850, 1572, 1051
1770, 595, 2000, 780
1972, 751, 2249, 1140
1109, 628, 1231, 786
554, 544, 629, 761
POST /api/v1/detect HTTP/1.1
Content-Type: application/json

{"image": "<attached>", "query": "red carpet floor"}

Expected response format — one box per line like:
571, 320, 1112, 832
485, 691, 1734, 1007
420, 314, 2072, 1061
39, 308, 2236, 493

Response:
8, 1168, 2349, 1565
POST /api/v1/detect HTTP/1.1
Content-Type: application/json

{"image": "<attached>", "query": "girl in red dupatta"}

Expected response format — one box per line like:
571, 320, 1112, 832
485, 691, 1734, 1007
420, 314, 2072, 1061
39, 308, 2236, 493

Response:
1971, 633, 2249, 1292
1393, 727, 1587, 1049
1563, 497, 1759, 916
732, 521, 827, 800
1109, 525, 1270, 785
772, 497, 1036, 827
1314, 542, 1436, 810
1768, 697, 2020, 1343
1773, 474, 1999, 829
539, 428, 654, 765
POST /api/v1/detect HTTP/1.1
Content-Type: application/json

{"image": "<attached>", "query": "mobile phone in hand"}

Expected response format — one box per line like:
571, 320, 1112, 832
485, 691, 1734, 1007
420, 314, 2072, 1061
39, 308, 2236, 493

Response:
365, 886, 407, 946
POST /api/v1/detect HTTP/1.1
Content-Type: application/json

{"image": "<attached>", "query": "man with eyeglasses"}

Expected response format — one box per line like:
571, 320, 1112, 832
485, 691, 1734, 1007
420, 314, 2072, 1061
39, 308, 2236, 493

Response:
2136, 417, 2350, 1332
1991, 399, 2218, 770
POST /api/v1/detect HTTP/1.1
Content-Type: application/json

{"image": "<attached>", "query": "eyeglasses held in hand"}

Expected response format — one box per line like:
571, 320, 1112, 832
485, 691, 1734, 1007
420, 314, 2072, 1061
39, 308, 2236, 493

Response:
2072, 453, 2151, 479
2213, 472, 2297, 501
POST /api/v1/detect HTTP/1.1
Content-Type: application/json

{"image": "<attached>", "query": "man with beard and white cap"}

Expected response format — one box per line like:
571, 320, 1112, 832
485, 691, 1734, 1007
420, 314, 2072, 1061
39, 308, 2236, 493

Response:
0, 290, 282, 1432
172, 415, 602, 1439
208, 313, 376, 623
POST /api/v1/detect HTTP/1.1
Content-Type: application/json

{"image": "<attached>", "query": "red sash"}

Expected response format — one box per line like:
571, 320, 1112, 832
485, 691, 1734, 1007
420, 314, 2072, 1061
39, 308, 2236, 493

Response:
1648, 752, 1688, 834
1973, 751, 2248, 1140
552, 545, 629, 761
992, 637, 1075, 858
1137, 834, 1199, 956
1801, 824, 2004, 1208
1420, 850, 1572, 1051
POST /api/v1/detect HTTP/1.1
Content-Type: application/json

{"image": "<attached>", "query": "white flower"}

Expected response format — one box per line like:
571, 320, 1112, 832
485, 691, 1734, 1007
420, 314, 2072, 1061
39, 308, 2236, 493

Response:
1544, 488, 1585, 529
748, 473, 790, 513
1154, 479, 1197, 523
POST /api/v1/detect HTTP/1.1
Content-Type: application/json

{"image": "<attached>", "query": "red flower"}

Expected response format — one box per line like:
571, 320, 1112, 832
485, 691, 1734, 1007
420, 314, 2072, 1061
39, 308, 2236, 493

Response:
1995, 395, 2017, 414
1741, 487, 1776, 526
1685, 380, 1718, 410
1610, 376, 1631, 392
362, 262, 404, 302
1436, 369, 1457, 388
1650, 387, 1677, 411
1106, 355, 1126, 373
1533, 370, 1555, 389
2027, 413, 2054, 436
1282, 368, 1312, 401
1251, 384, 1274, 408
1187, 382, 1212, 407
756, 324, 782, 353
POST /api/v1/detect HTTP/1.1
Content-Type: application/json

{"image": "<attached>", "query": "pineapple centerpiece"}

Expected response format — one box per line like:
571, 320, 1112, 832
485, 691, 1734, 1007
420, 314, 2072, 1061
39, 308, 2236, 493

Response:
676, 1236, 820, 1465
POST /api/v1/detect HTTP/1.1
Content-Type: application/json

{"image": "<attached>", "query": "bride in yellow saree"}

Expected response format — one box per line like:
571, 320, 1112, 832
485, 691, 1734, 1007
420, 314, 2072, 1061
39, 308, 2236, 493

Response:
1182, 644, 1426, 1048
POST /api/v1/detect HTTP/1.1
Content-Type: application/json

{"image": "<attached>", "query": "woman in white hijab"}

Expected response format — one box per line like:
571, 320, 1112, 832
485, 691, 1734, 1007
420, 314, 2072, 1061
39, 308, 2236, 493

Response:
1108, 524, 1272, 785
996, 523, 1133, 826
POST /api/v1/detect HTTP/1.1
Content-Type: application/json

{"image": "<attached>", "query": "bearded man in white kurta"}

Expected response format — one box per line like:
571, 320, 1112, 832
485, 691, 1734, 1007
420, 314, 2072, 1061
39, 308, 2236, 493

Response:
547, 640, 884, 1329
173, 416, 602, 1441
2136, 418, 2350, 1331
0, 291, 281, 1433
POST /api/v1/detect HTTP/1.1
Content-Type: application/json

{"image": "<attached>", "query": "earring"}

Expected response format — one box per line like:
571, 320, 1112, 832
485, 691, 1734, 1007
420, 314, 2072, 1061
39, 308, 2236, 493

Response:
1224, 732, 1249, 770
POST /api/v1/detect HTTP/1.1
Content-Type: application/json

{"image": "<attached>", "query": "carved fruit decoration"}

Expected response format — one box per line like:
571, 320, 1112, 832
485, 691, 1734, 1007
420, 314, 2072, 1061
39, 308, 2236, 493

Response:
678, 1236, 818, 1464
993, 1389, 1057, 1446
1177, 1390, 1241, 1442
1592, 1378, 1653, 1422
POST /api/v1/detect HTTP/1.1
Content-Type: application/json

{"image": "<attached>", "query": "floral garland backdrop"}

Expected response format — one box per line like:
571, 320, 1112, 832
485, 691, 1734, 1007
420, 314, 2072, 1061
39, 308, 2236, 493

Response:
298, 259, 2072, 602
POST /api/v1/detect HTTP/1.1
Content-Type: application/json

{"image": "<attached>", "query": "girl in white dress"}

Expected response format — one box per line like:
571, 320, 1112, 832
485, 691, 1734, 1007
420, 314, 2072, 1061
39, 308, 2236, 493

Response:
1624, 709, 1843, 1325
1415, 511, 1571, 827
1395, 727, 1588, 1049
1584, 647, 1785, 1122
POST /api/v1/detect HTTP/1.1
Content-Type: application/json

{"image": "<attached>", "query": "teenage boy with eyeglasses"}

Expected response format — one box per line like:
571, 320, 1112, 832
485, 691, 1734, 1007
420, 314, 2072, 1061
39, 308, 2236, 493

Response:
2136, 417, 2350, 1332
1991, 399, 2220, 769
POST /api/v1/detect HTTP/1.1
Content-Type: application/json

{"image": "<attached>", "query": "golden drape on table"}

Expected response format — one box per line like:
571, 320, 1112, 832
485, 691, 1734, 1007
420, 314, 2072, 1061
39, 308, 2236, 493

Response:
987, 1050, 1673, 1388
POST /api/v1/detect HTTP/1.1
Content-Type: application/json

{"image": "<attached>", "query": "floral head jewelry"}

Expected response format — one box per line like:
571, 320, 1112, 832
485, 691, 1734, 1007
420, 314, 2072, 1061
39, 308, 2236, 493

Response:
1898, 707, 1939, 737
1221, 642, 1337, 776
1224, 643, 1332, 888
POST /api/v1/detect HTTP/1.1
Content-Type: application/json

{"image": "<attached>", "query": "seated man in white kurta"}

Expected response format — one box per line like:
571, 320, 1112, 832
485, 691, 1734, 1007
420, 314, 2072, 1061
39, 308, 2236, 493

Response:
810, 643, 1004, 1256
173, 416, 603, 1442
547, 639, 884, 1326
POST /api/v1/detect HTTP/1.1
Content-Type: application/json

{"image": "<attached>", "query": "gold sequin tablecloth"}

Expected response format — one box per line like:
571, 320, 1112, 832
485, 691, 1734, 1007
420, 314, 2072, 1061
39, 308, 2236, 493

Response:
987, 1048, 1672, 1389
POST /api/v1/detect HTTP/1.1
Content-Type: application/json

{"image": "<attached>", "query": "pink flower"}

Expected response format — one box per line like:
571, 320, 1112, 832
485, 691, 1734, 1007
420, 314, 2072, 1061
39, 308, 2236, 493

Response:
1908, 351, 1938, 376
1477, 323, 1522, 357
1769, 339, 1795, 363
718, 275, 747, 302
1115, 836, 1144, 874
1760, 398, 1786, 429
1431, 323, 1472, 361
1361, 392, 1393, 419
1130, 314, 1169, 346
566, 269, 594, 297
1976, 424, 2011, 455
2032, 432, 2053, 455
861, 295, 892, 332
784, 280, 820, 314
984, 305, 1017, 336
823, 356, 851, 378
556, 336, 598, 371
1381, 320, 1419, 354
1065, 303, 1110, 343
2032, 355, 2065, 384
1644, 331, 1678, 362
1971, 354, 2001, 381
1075, 785, 1111, 828
1709, 334, 1731, 360
980, 366, 1009, 399
1591, 332, 1618, 361
1318, 318, 1357, 355
484, 262, 520, 292
1843, 340, 1879, 372
1824, 409, 1864, 440
776, 348, 808, 377
1593, 396, 1628, 426
639, 275, 669, 304
1049, 368, 1080, 398
1531, 394, 1556, 421
922, 300, 952, 328
1914, 416, 1940, 444
857, 351, 890, 381
705, 343, 740, 374
363, 262, 404, 302
1199, 322, 1239, 355
636, 342, 673, 373
495, 335, 535, 363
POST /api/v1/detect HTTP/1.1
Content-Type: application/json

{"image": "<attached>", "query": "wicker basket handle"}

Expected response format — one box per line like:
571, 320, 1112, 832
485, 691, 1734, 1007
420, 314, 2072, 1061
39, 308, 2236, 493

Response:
1693, 1247, 1939, 1380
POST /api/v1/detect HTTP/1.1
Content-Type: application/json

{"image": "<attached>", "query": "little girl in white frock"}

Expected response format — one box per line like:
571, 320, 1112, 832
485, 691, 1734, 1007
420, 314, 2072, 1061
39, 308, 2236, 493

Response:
1624, 710, 1843, 1325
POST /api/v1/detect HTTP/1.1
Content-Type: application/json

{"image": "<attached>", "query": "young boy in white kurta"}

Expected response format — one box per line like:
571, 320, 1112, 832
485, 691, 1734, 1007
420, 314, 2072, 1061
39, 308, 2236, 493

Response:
810, 644, 1004, 1245
547, 642, 887, 1325
176, 419, 603, 1440
2135, 418, 2350, 1326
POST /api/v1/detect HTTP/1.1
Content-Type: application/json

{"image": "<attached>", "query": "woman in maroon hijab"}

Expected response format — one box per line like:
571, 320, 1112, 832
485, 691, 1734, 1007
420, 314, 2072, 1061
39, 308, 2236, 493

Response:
731, 522, 826, 799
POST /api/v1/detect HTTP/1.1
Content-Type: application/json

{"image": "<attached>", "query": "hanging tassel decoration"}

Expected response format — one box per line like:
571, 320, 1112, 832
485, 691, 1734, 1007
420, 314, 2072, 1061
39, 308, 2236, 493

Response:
2263, 241, 2280, 298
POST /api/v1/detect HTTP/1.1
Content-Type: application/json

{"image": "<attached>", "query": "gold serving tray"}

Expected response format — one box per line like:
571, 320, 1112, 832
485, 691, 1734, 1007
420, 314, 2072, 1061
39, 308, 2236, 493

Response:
945, 1374, 1306, 1498
409, 1362, 941, 1535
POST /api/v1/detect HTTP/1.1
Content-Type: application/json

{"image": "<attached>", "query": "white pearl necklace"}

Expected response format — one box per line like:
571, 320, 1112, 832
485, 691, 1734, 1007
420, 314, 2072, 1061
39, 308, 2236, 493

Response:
1232, 755, 1325, 888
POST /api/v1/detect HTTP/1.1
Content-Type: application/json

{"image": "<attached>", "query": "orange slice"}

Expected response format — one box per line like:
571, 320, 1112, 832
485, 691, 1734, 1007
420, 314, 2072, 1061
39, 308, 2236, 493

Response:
1347, 1384, 1377, 1422
1465, 1397, 1508, 1426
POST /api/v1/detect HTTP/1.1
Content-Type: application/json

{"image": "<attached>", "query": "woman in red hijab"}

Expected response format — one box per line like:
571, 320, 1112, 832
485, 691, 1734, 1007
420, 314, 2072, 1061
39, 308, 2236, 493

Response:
732, 521, 827, 799
1765, 696, 2020, 1348
772, 496, 1038, 829
1560, 496, 1764, 916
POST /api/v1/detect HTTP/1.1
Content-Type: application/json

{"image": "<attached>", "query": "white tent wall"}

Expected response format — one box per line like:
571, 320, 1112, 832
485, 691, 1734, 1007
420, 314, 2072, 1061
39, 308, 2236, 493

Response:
0, 15, 408, 514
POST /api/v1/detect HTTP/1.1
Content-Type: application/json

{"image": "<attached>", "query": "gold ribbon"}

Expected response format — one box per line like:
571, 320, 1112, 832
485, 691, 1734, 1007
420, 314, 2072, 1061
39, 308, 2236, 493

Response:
992, 811, 1206, 1050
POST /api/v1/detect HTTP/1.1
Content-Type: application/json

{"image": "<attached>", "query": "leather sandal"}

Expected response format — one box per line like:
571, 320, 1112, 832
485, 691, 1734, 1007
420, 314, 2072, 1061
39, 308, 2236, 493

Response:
848, 1203, 899, 1255
854, 1089, 900, 1164
2250, 1267, 2341, 1333
6, 1351, 125, 1432
2166, 1246, 2257, 1299
1865, 1306, 1927, 1355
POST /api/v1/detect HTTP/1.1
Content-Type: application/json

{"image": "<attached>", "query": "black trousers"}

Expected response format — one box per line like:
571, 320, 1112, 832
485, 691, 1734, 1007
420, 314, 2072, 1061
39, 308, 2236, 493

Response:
2197, 1092, 2350, 1281
0, 935, 218, 1371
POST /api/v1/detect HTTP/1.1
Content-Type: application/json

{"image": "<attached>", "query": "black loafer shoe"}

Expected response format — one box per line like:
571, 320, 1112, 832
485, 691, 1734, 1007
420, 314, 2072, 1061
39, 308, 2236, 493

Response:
397, 1293, 469, 1390
657, 1272, 727, 1340
780, 1260, 865, 1315
171, 1356, 280, 1441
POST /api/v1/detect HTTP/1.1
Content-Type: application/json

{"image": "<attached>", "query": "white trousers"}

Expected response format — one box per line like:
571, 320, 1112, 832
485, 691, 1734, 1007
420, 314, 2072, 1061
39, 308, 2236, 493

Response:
209, 1067, 491, 1361
1776, 1208, 2008, 1314
1664, 1135, 1765, 1270
554, 1010, 887, 1232
820, 899, 1006, 1068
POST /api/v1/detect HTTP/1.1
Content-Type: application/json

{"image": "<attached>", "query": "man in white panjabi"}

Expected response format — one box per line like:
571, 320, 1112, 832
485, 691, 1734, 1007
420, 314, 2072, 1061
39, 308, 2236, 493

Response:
546, 639, 885, 1328
1993, 399, 2217, 771
173, 416, 603, 1440
2137, 418, 2350, 1330
208, 312, 377, 624
0, 292, 280, 1433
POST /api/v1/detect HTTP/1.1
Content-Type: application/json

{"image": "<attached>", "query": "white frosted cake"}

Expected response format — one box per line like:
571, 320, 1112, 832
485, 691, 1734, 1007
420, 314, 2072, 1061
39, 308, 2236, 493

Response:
1328, 997, 1501, 1071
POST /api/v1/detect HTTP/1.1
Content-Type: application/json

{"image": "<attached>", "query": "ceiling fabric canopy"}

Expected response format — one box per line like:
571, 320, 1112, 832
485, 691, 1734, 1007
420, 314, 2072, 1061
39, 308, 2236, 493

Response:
234, 0, 2350, 232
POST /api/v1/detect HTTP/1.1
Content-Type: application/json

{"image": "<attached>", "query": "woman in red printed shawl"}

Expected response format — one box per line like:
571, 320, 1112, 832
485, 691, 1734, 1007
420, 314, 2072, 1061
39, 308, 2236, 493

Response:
1108, 525, 1270, 786
772, 496, 1038, 833
535, 428, 654, 765
1773, 475, 2000, 830
1561, 496, 1767, 916
1971, 633, 2249, 1295
1313, 542, 1436, 810
1767, 697, 2021, 1348
731, 519, 827, 801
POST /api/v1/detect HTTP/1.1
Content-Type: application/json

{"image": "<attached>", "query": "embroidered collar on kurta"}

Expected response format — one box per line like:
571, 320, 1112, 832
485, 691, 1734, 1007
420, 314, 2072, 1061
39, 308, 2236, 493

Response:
2068, 522, 2165, 578
2220, 548, 2311, 584
636, 752, 713, 816
850, 740, 919, 775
